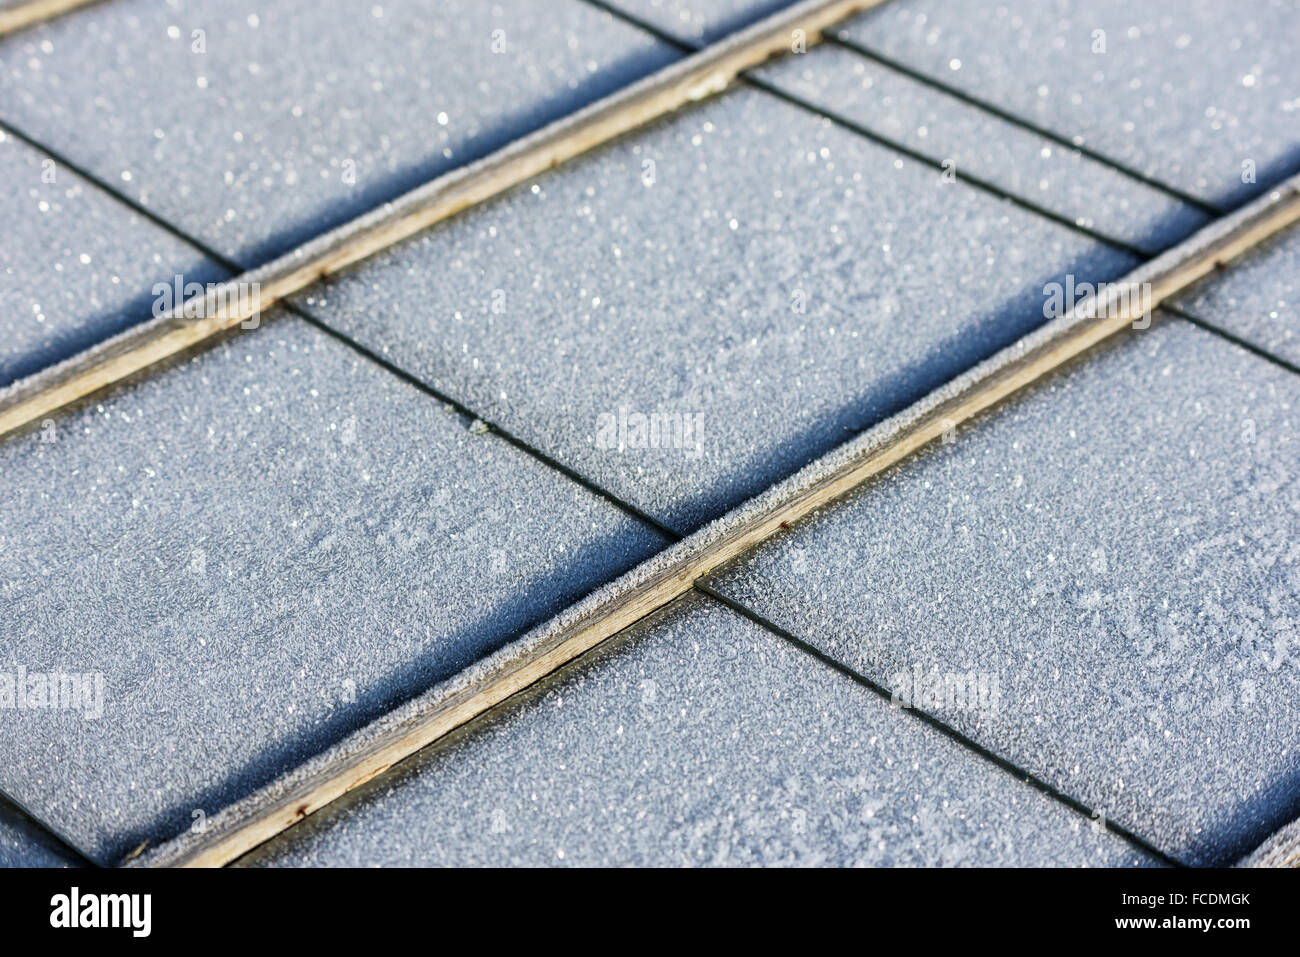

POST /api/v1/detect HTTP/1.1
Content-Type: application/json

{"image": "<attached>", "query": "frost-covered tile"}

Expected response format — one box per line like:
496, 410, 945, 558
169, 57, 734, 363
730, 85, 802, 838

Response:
841, 0, 1300, 209
756, 46, 1208, 254
1172, 224, 1300, 367
242, 595, 1156, 867
0, 316, 666, 865
608, 1, 1208, 252
708, 319, 1300, 866
298, 85, 1134, 532
0, 796, 81, 868
0, 0, 676, 264
0, 130, 224, 386
603, 0, 1201, 254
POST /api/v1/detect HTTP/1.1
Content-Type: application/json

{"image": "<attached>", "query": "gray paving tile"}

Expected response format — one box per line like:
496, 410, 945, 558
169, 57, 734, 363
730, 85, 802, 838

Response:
243, 594, 1156, 867
840, 0, 1300, 210
1173, 224, 1300, 368
0, 796, 81, 868
0, 315, 666, 865
0, 129, 225, 386
297, 84, 1135, 533
0, 0, 677, 265
755, 46, 1208, 254
708, 318, 1300, 866
607, 1, 1208, 254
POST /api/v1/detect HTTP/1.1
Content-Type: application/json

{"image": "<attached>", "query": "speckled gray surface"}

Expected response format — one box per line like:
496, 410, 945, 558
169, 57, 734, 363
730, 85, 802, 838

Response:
298, 84, 1134, 533
242, 595, 1156, 867
0, 795, 81, 868
0, 0, 677, 265
607, 0, 1208, 252
755, 46, 1208, 254
0, 128, 224, 386
1173, 224, 1300, 367
839, 0, 1300, 210
0, 313, 666, 865
601, 0, 798, 45
709, 318, 1300, 866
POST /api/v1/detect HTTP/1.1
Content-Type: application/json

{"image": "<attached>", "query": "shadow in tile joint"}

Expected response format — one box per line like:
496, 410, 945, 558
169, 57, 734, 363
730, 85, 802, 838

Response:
0, 783, 98, 868
825, 34, 1224, 216
694, 581, 1186, 867
828, 33, 1300, 218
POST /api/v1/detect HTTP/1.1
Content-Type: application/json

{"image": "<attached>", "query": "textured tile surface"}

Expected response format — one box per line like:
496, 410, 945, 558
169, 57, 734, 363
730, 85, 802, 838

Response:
244, 595, 1155, 867
755, 45, 1207, 254
0, 129, 224, 386
1173, 224, 1300, 367
0, 315, 666, 865
0, 0, 677, 265
0, 796, 81, 868
841, 0, 1300, 209
709, 319, 1300, 866
299, 85, 1134, 533
608, 0, 1207, 253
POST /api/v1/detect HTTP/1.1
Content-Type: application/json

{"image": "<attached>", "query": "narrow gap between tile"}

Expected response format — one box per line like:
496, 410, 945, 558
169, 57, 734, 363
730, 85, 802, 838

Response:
1163, 304, 1300, 378
826, 33, 1223, 216
694, 581, 1186, 867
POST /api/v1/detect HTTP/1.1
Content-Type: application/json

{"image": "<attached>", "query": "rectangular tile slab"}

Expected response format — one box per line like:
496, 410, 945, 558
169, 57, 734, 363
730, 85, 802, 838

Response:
243, 594, 1157, 867
708, 318, 1300, 866
0, 315, 666, 864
